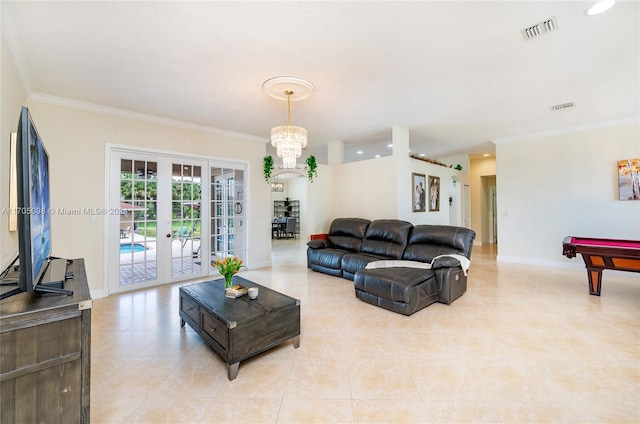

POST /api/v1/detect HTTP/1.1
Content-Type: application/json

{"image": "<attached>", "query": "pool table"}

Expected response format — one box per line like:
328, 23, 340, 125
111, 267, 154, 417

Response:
562, 236, 640, 296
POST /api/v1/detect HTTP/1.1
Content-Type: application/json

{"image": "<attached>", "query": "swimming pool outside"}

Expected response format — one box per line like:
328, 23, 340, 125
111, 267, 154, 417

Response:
119, 243, 147, 254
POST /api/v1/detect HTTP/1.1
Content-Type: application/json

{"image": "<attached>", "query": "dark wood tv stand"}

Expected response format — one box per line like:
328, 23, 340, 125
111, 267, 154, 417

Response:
0, 258, 92, 423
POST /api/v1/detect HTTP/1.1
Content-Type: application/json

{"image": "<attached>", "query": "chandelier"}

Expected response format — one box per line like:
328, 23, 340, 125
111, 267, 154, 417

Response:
270, 176, 284, 192
263, 76, 314, 169
270, 90, 307, 169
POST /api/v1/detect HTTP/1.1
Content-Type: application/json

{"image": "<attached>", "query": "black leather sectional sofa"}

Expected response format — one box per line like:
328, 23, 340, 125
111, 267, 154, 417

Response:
307, 218, 476, 315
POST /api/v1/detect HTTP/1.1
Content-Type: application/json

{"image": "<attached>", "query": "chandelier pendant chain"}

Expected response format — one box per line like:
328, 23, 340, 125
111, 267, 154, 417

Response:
286, 90, 293, 126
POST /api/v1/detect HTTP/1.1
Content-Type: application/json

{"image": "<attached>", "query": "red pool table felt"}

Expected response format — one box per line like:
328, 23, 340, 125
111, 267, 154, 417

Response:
569, 237, 640, 249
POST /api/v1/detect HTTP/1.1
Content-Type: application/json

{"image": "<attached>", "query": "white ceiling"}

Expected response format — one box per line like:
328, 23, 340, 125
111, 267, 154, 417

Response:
2, 1, 638, 164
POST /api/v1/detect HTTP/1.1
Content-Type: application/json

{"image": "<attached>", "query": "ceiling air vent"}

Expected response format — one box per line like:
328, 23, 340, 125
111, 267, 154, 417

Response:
522, 16, 558, 40
550, 102, 575, 111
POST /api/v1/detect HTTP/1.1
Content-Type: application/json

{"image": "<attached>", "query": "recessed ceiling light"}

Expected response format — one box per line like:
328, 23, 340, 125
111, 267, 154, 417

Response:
419, 153, 426, 157
387, 144, 393, 148
357, 150, 363, 154
585, 0, 615, 15
374, 155, 380, 158
483, 153, 490, 157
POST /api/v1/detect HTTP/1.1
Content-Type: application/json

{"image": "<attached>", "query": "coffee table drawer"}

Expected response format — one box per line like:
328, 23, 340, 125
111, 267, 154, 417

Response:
201, 312, 228, 350
180, 294, 200, 325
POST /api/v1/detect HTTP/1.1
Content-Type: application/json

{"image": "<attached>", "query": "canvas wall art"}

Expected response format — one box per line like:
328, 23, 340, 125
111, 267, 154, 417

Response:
618, 159, 639, 200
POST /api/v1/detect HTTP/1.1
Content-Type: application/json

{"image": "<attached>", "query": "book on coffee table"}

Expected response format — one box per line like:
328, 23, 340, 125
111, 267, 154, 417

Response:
225, 285, 248, 298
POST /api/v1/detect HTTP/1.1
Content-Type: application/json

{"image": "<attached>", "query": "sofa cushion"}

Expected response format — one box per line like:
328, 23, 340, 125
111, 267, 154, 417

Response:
361, 219, 413, 259
307, 248, 348, 270
402, 225, 476, 262
327, 218, 370, 252
341, 252, 389, 276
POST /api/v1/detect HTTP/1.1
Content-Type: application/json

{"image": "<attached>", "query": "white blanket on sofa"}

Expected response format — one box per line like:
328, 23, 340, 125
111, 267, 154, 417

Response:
364, 254, 471, 276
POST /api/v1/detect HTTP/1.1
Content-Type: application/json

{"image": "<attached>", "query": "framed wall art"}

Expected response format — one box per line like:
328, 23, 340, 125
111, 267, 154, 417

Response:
618, 159, 639, 200
412, 173, 426, 212
428, 175, 440, 211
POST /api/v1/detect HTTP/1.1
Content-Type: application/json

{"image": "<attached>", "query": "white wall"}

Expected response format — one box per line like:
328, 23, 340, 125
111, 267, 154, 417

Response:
0, 40, 27, 267
438, 154, 471, 174
496, 121, 640, 268
330, 156, 397, 220
306, 163, 333, 235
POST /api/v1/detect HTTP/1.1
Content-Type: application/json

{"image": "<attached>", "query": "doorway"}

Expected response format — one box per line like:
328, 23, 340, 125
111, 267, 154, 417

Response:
210, 166, 247, 267
489, 186, 497, 243
269, 173, 307, 239
107, 147, 246, 295
480, 175, 497, 244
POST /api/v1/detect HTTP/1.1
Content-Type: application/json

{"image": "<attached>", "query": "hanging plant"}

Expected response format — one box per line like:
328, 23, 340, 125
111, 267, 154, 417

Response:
305, 155, 318, 182
263, 155, 274, 182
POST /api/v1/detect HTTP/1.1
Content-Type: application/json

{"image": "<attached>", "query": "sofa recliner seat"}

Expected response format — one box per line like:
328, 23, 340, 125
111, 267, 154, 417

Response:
353, 267, 439, 315
308, 219, 476, 315
307, 218, 370, 277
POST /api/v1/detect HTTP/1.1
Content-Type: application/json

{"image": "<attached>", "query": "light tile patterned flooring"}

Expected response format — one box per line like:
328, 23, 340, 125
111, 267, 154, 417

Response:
91, 239, 639, 423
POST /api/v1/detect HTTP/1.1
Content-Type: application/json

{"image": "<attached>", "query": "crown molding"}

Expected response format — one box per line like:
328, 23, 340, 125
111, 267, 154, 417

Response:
27, 93, 269, 144
492, 117, 639, 144
1, 3, 33, 94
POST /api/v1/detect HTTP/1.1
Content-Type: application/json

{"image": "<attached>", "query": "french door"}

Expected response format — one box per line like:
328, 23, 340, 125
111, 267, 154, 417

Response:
210, 166, 246, 268
171, 161, 205, 278
115, 156, 163, 288
108, 147, 247, 294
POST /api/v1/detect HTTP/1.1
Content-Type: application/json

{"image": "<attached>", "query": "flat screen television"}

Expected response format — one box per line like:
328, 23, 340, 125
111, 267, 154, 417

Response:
0, 107, 71, 300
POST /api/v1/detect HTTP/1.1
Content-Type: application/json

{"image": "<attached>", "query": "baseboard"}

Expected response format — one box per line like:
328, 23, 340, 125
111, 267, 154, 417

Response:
496, 255, 637, 279
89, 288, 106, 299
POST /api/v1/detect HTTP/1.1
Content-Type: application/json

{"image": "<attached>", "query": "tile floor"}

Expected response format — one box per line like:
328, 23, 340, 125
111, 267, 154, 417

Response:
90, 239, 639, 423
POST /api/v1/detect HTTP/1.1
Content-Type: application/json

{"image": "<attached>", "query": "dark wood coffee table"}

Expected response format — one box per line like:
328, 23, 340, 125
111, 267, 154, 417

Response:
179, 276, 300, 380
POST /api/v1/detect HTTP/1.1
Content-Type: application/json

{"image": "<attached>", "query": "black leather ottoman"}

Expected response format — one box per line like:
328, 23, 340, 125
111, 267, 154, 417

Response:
353, 267, 438, 315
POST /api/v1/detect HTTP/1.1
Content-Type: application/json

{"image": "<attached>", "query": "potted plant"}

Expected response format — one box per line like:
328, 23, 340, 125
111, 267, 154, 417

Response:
215, 256, 245, 289
263, 155, 274, 182
305, 155, 318, 182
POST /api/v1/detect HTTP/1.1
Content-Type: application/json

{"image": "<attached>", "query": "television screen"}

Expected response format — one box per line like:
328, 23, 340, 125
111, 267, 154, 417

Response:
1, 107, 70, 301
29, 121, 51, 284
16, 106, 52, 292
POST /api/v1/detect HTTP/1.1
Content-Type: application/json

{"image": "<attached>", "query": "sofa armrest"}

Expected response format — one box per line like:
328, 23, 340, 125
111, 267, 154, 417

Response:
307, 239, 331, 249
431, 256, 462, 269
434, 267, 467, 304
